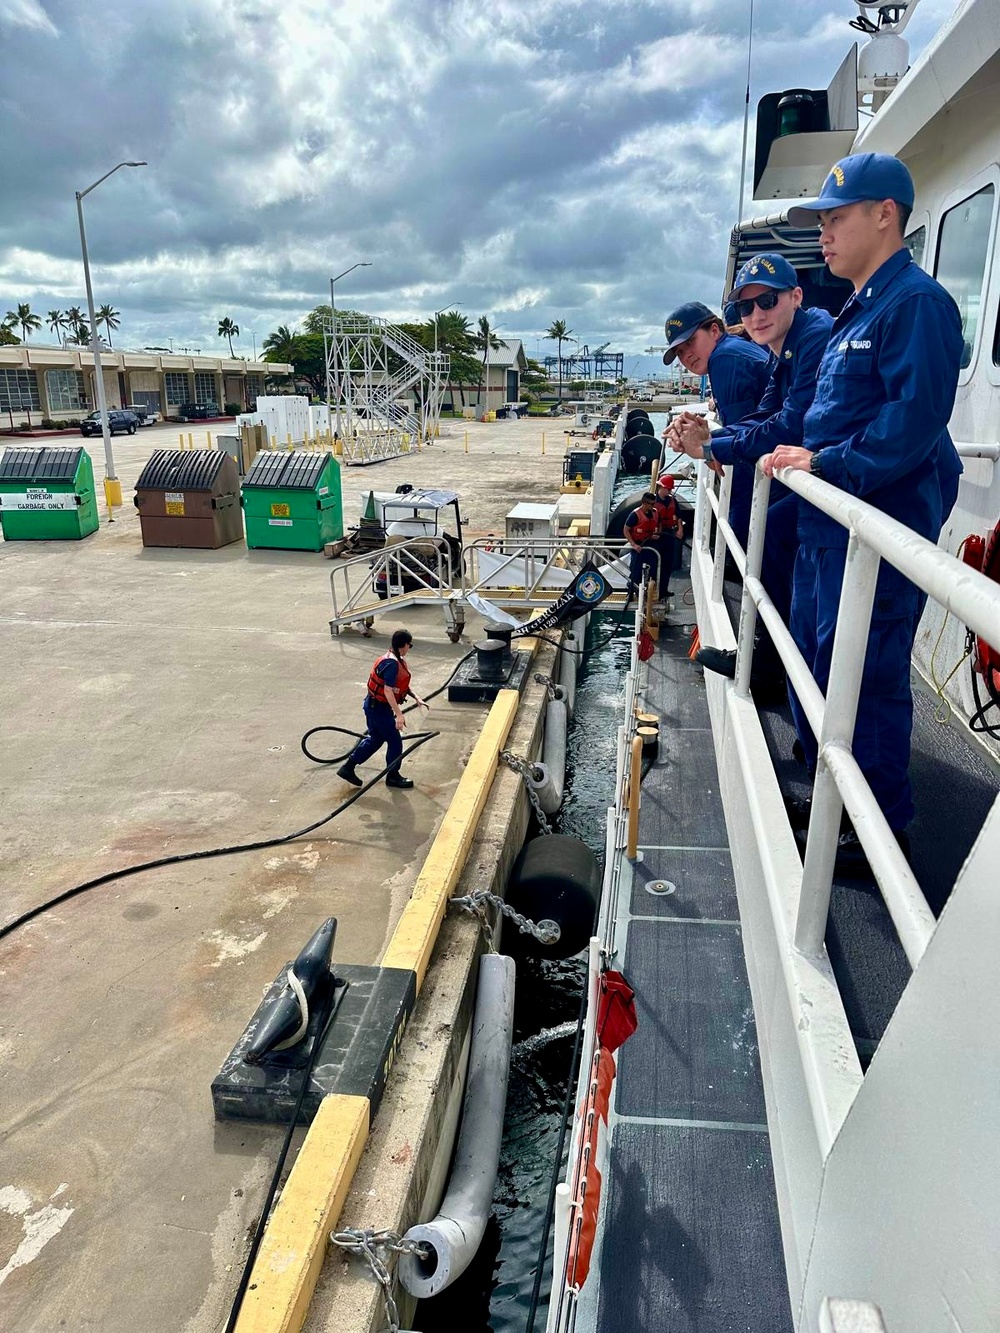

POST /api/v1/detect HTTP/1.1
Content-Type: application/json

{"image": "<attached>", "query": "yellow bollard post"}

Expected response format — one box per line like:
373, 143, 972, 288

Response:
464, 431, 468, 454
541, 432, 545, 455
207, 430, 212, 450
187, 432, 194, 451
287, 433, 293, 450
179, 432, 184, 450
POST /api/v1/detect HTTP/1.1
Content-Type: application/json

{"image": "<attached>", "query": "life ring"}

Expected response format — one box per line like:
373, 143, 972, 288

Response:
503, 834, 599, 959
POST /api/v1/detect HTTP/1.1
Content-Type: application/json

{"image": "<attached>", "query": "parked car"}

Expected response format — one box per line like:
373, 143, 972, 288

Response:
80, 409, 138, 437
125, 403, 161, 426
179, 402, 220, 420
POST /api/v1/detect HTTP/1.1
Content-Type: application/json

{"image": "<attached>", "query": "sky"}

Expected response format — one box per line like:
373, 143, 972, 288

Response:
0, 0, 955, 377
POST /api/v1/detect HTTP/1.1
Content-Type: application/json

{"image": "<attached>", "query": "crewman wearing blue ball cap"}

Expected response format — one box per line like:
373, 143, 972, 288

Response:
762, 152, 964, 874
671, 251, 835, 695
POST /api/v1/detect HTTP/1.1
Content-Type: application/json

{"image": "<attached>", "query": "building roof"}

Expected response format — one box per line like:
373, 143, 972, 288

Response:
0, 344, 290, 375
488, 338, 528, 370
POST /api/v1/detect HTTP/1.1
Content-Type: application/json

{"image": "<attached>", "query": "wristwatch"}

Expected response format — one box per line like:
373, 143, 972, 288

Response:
703, 441, 714, 463
809, 451, 825, 478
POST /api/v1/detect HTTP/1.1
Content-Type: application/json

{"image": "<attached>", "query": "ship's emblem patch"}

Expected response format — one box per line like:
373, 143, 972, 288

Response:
577, 571, 608, 604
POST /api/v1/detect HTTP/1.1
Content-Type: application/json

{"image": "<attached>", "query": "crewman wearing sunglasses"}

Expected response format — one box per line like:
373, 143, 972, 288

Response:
669, 254, 834, 693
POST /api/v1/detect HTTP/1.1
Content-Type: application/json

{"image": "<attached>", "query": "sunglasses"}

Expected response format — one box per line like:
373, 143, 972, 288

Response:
733, 288, 790, 319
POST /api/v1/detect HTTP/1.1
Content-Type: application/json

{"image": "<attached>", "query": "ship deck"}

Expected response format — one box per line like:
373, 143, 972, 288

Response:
585, 559, 999, 1332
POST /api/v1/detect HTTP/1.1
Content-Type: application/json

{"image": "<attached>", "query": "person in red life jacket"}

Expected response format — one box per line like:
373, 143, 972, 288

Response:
652, 474, 685, 601
623, 492, 662, 599
337, 628, 428, 790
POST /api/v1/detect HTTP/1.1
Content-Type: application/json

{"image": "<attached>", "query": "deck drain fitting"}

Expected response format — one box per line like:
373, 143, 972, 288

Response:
645, 880, 677, 897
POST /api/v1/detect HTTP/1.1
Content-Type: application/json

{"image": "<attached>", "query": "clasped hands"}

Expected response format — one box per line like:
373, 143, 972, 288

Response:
663, 413, 723, 476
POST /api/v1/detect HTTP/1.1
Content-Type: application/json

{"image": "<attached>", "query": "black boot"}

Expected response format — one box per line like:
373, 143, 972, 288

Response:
385, 771, 414, 789
695, 646, 736, 677
337, 762, 362, 787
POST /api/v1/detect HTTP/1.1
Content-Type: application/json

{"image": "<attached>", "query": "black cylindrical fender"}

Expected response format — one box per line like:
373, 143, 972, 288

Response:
503, 834, 599, 959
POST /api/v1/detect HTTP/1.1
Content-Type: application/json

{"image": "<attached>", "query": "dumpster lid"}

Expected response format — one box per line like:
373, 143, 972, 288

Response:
242, 450, 333, 490
0, 446, 85, 483
135, 449, 233, 491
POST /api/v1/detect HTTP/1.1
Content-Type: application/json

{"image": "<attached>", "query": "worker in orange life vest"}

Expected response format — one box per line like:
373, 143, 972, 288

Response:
653, 473, 685, 599
337, 628, 427, 790
623, 492, 662, 599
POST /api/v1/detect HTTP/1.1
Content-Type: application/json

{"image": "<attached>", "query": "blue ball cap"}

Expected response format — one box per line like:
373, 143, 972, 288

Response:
786, 152, 915, 228
726, 253, 799, 302
662, 301, 719, 364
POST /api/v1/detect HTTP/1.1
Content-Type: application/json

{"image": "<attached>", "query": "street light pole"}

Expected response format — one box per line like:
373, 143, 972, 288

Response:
328, 261, 371, 437
76, 161, 146, 513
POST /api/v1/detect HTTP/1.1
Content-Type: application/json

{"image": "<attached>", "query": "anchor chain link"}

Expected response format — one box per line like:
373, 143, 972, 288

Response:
450, 888, 561, 948
328, 1227, 429, 1333
500, 748, 552, 835
532, 671, 558, 700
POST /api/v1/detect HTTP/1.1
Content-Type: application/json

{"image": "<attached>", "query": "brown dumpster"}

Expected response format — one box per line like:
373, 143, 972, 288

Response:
134, 450, 243, 549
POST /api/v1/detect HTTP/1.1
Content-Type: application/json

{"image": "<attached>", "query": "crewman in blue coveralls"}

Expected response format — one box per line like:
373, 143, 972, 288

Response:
661, 300, 773, 548
763, 154, 964, 873
338, 628, 428, 790
668, 254, 835, 694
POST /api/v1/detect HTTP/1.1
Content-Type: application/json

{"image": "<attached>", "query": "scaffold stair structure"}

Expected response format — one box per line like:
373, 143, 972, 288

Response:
324, 314, 450, 465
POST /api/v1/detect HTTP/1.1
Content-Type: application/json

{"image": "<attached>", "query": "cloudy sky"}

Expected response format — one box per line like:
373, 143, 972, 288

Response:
0, 0, 953, 373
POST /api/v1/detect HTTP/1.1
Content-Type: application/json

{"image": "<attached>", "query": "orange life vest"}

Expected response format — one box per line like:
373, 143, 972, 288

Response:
654, 494, 677, 528
628, 508, 660, 545
367, 651, 411, 705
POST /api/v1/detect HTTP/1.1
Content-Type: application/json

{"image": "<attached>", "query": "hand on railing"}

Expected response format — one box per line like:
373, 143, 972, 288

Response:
762, 446, 812, 476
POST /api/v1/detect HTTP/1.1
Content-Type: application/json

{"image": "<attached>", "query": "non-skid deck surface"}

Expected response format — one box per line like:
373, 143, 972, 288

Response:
595, 607, 793, 1333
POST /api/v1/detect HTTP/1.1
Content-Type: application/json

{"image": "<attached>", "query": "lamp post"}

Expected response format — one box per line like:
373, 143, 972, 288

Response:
328, 262, 372, 435
433, 302, 464, 359
76, 160, 146, 513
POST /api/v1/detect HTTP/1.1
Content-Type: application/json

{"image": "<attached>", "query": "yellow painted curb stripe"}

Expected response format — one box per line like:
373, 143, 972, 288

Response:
382, 687, 519, 989
234, 1093, 370, 1333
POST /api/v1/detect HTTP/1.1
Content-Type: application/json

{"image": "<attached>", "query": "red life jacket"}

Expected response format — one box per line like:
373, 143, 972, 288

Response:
367, 651, 411, 705
654, 494, 676, 528
628, 508, 660, 545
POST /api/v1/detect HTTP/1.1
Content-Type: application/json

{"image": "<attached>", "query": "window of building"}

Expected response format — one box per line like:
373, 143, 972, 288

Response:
165, 372, 189, 405
904, 225, 926, 270
934, 183, 995, 369
194, 372, 217, 405
247, 372, 264, 408
45, 369, 88, 412
0, 368, 41, 413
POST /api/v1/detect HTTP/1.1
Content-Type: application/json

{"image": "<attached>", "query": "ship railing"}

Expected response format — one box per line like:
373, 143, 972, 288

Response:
462, 535, 640, 605
693, 454, 1000, 1147
545, 575, 651, 1333
328, 537, 457, 633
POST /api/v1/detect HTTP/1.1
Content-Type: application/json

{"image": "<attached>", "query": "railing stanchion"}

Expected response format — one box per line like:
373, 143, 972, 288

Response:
735, 467, 771, 698
795, 536, 880, 956
710, 468, 733, 603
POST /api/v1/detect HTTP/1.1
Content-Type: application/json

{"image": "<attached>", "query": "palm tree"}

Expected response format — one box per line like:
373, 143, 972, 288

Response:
46, 310, 68, 343
218, 316, 240, 357
473, 315, 504, 412
97, 304, 120, 348
544, 319, 573, 403
64, 306, 88, 343
262, 324, 299, 363
5, 303, 42, 343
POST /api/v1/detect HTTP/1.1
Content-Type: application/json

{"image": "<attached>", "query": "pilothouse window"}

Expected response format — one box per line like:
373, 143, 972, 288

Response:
934, 183, 995, 369
904, 225, 926, 270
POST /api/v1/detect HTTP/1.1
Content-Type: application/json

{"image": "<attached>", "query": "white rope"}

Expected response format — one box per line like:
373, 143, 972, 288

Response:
272, 968, 310, 1050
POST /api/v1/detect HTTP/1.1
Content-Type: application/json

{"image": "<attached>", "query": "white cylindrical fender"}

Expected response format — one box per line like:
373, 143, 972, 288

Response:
558, 629, 581, 719
529, 699, 567, 814
397, 954, 516, 1299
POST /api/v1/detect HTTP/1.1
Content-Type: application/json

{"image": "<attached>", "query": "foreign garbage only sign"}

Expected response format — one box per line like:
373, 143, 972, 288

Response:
0, 488, 81, 511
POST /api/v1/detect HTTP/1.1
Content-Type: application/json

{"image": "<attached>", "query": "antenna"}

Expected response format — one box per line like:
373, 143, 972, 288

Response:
736, 0, 755, 222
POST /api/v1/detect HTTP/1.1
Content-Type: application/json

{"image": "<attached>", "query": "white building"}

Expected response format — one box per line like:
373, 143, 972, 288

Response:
0, 343, 292, 428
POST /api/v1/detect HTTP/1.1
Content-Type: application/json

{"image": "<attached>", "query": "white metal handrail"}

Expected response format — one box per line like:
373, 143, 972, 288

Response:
329, 537, 457, 628
696, 456, 1000, 970
463, 536, 649, 606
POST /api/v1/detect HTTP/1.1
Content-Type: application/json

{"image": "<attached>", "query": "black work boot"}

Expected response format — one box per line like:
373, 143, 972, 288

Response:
337, 762, 362, 787
695, 646, 737, 677
385, 771, 414, 789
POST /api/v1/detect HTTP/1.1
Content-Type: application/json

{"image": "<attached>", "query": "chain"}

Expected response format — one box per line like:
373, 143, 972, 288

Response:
450, 888, 561, 947
499, 749, 553, 835
533, 671, 558, 700
329, 1228, 429, 1333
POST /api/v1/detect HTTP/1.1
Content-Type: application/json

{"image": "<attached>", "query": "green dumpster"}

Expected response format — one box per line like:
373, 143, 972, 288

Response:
0, 446, 100, 541
241, 450, 343, 551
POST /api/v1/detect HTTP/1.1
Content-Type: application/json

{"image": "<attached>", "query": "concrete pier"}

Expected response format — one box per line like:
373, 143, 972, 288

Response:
0, 416, 566, 1330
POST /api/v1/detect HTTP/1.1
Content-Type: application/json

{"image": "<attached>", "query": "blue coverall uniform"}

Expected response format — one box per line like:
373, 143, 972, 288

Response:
350, 658, 404, 771
791, 247, 964, 830
710, 306, 835, 632
704, 332, 773, 547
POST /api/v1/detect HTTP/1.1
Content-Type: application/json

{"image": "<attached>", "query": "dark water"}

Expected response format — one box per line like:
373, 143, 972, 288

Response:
413, 613, 631, 1332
